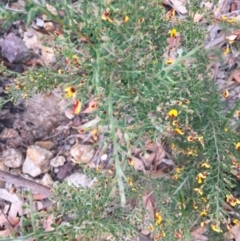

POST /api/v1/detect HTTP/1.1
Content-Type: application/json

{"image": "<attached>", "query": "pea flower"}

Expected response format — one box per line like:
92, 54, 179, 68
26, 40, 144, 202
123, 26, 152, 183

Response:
176, 101, 182, 106
165, 59, 174, 65
201, 162, 211, 168
200, 208, 207, 216
211, 223, 222, 233
223, 47, 230, 56
223, 89, 229, 98
193, 202, 198, 210
102, 10, 113, 23
168, 109, 178, 118
128, 158, 134, 166
170, 28, 177, 38
155, 212, 162, 225
127, 177, 133, 186
194, 188, 203, 195
187, 136, 194, 142
73, 100, 82, 114
175, 128, 184, 135
196, 172, 207, 184
172, 120, 180, 127
92, 128, 98, 141
235, 142, 240, 151
64, 86, 76, 98
226, 194, 240, 206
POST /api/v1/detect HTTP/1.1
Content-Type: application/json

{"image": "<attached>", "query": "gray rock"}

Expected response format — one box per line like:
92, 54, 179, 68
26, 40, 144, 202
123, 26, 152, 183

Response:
65, 172, 96, 188
1, 33, 33, 63
50, 156, 65, 167
70, 144, 95, 164
22, 145, 53, 177
3, 148, 23, 168
22, 156, 42, 177
22, 94, 65, 139
40, 173, 53, 187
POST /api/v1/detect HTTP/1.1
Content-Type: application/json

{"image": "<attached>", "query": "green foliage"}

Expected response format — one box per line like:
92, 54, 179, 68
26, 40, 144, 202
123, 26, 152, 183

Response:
1, 0, 240, 240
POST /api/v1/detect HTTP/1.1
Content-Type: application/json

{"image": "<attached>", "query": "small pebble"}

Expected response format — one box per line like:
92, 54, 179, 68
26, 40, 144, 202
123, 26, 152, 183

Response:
64, 145, 71, 151
69, 139, 75, 145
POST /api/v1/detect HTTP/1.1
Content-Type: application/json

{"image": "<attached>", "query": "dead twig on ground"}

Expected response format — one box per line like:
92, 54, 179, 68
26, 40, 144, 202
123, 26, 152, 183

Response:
0, 170, 52, 198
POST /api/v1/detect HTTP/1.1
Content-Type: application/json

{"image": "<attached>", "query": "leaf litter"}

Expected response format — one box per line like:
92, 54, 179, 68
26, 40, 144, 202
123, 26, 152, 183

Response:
0, 0, 240, 240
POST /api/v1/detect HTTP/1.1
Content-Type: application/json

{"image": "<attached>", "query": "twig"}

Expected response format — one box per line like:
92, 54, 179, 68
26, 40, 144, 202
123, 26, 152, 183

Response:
0, 170, 52, 198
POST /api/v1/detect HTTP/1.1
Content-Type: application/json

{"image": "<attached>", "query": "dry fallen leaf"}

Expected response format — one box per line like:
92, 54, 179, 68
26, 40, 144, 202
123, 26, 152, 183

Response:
163, 0, 188, 15
43, 214, 55, 231
225, 223, 240, 241
141, 191, 155, 235
191, 226, 208, 241
229, 69, 240, 83
82, 99, 99, 113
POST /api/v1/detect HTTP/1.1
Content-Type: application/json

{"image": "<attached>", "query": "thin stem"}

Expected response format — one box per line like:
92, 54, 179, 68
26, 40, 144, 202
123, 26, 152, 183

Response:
108, 73, 126, 206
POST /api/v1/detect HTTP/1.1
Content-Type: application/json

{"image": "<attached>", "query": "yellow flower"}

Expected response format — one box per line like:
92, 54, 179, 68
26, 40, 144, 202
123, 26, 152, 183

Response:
201, 197, 207, 203
123, 15, 129, 23
235, 142, 240, 151
224, 127, 228, 132
233, 219, 239, 225
187, 148, 198, 156
64, 86, 76, 98
200, 208, 207, 216
128, 158, 134, 166
226, 194, 240, 206
170, 28, 177, 38
102, 10, 109, 20
211, 223, 222, 233
127, 177, 133, 186
15, 84, 22, 89
173, 174, 179, 180
102, 10, 113, 23
155, 212, 162, 225
201, 162, 211, 168
187, 136, 194, 142
73, 100, 82, 114
92, 128, 98, 141
172, 120, 180, 127
194, 188, 203, 195
139, 18, 144, 23
58, 69, 64, 74
72, 54, 78, 60
176, 168, 182, 174
227, 18, 236, 23
176, 101, 182, 106
223, 47, 230, 56
175, 128, 184, 135
193, 202, 198, 210
4, 85, 11, 91
168, 109, 178, 118
184, 99, 190, 104
223, 89, 229, 98
165, 59, 174, 65
196, 172, 207, 184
